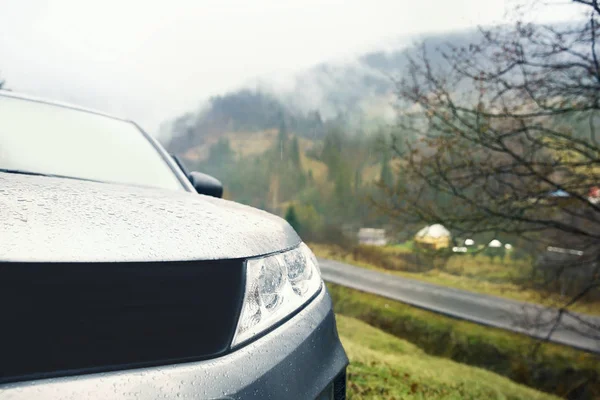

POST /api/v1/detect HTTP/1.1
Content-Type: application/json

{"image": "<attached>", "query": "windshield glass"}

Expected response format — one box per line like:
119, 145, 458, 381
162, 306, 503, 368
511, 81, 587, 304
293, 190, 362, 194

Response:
0, 95, 183, 191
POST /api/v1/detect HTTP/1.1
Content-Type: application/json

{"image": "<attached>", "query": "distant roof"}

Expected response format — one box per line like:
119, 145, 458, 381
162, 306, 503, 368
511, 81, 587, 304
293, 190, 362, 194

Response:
549, 189, 570, 197
358, 228, 386, 239
415, 224, 450, 239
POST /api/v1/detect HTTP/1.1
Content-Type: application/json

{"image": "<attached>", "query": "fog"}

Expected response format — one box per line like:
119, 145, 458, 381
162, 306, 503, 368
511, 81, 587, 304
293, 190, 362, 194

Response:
0, 0, 584, 135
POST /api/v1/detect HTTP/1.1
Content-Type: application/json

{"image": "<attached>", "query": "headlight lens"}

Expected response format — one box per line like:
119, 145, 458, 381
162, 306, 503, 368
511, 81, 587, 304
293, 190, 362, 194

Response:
232, 243, 322, 346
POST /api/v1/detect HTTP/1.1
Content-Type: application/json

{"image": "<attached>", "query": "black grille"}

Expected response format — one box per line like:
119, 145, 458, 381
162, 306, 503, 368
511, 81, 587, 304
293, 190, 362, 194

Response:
0, 260, 245, 382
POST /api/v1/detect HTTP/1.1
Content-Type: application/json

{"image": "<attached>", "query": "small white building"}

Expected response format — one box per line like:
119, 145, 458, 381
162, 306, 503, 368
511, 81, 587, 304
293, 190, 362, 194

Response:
414, 224, 451, 250
358, 228, 387, 246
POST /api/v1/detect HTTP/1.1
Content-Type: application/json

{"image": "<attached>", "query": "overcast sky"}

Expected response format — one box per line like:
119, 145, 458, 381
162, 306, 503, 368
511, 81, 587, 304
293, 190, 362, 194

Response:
0, 0, 585, 134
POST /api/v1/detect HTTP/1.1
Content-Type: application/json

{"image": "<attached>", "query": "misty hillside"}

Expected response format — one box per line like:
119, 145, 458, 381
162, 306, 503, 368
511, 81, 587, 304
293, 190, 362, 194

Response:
158, 28, 485, 236
163, 28, 480, 156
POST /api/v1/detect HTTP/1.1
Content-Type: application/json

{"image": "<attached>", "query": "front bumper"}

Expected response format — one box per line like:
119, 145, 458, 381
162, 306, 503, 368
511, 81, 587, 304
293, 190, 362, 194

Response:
0, 287, 348, 400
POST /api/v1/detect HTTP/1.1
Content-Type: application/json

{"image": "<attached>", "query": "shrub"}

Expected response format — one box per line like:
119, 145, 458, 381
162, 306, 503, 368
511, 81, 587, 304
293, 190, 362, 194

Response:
327, 283, 600, 399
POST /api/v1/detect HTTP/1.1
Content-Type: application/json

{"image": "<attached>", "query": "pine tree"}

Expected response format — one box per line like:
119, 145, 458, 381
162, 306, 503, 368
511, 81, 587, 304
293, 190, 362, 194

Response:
277, 118, 288, 160
380, 151, 393, 187
208, 138, 235, 167
284, 205, 301, 233
354, 165, 363, 192
290, 136, 301, 168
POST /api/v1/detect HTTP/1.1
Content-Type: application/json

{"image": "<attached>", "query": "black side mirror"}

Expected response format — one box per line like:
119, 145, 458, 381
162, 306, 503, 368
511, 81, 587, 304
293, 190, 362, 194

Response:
188, 171, 223, 198
170, 154, 223, 198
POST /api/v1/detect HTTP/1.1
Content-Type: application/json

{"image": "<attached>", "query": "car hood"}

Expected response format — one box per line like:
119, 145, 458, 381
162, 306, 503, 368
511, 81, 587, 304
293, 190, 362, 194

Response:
0, 173, 300, 262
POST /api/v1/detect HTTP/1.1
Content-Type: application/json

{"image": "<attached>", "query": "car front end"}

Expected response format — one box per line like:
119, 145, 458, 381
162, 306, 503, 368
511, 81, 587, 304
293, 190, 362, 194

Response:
0, 91, 348, 399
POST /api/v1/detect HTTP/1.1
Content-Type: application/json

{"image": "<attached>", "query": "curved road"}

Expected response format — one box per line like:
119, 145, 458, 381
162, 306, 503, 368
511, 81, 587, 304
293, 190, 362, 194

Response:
318, 257, 600, 353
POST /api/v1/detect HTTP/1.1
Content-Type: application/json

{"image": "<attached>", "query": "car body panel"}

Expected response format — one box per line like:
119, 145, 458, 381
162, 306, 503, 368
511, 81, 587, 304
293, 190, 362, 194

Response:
0, 172, 300, 262
0, 288, 348, 400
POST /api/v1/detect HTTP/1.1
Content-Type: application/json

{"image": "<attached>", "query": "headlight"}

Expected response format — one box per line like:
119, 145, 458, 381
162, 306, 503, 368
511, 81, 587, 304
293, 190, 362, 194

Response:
232, 243, 322, 346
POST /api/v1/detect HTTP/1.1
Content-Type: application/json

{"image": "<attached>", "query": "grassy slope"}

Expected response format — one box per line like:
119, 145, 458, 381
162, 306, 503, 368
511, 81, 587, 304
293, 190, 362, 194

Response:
225, 130, 279, 158
298, 137, 328, 181
183, 130, 381, 184
313, 243, 600, 316
183, 130, 281, 163
329, 283, 600, 399
337, 315, 558, 400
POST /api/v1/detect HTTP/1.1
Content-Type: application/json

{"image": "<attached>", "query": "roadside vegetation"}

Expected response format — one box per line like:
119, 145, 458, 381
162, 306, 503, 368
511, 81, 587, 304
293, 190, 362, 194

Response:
329, 283, 600, 399
315, 243, 600, 316
337, 314, 559, 399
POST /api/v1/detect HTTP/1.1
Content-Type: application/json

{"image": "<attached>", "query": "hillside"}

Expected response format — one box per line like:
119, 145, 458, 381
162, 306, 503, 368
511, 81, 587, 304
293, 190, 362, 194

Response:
177, 126, 388, 236
160, 27, 485, 237
162, 28, 482, 155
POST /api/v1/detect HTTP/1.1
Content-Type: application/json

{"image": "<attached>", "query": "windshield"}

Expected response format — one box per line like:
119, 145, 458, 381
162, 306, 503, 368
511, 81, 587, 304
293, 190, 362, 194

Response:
0, 95, 184, 191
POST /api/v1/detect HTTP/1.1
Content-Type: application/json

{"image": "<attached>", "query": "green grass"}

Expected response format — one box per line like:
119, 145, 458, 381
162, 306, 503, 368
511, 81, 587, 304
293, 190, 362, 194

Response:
328, 283, 600, 399
298, 138, 329, 181
313, 243, 600, 316
338, 315, 559, 399
180, 130, 279, 164
387, 241, 415, 252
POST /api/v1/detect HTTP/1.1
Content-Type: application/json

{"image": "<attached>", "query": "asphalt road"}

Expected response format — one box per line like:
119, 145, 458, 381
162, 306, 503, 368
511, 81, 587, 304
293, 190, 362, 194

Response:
318, 257, 600, 353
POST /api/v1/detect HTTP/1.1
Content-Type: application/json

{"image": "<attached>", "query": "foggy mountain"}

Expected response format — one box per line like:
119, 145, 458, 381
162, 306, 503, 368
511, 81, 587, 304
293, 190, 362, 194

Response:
163, 28, 479, 154
160, 29, 482, 229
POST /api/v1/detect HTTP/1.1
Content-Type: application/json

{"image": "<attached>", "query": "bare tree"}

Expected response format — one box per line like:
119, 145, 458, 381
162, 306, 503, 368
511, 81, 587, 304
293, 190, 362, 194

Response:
377, 0, 600, 345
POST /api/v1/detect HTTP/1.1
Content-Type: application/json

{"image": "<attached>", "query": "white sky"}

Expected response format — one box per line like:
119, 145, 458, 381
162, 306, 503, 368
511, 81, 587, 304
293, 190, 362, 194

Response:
0, 0, 586, 133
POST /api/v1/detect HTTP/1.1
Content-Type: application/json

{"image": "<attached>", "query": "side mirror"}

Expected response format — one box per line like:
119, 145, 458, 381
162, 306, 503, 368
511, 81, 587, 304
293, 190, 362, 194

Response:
169, 154, 223, 198
188, 171, 223, 198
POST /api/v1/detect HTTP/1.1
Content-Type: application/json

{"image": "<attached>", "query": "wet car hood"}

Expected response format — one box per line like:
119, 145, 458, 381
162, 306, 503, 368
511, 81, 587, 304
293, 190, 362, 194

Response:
0, 173, 300, 262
